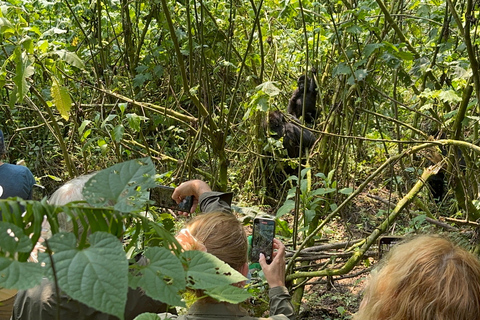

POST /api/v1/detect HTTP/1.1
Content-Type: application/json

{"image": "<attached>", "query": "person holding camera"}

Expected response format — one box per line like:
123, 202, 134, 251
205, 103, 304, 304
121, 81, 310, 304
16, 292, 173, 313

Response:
156, 180, 295, 320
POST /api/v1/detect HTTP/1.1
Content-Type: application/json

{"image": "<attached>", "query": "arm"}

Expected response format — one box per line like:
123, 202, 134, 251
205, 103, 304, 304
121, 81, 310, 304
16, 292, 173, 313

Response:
259, 239, 296, 319
172, 180, 232, 215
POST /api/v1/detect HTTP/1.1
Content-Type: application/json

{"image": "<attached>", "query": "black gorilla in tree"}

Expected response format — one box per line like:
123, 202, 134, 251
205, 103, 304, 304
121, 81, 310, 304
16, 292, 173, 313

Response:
266, 111, 316, 158
287, 69, 318, 123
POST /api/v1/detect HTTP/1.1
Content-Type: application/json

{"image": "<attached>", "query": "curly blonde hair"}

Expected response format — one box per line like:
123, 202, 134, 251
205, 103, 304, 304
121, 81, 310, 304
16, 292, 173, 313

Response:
354, 235, 480, 320
186, 212, 248, 271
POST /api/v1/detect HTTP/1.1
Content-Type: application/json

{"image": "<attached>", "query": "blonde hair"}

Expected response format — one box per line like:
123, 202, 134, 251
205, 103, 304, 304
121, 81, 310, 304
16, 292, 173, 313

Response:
186, 212, 247, 271
354, 235, 480, 320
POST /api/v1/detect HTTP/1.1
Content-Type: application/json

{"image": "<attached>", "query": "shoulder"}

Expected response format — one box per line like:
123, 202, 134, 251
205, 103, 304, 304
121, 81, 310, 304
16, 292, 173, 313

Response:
1, 163, 33, 174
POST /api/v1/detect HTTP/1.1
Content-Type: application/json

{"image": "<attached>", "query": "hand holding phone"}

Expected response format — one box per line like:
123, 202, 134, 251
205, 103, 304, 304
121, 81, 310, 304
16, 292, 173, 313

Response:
259, 238, 286, 288
250, 217, 276, 264
171, 180, 212, 214
149, 186, 194, 212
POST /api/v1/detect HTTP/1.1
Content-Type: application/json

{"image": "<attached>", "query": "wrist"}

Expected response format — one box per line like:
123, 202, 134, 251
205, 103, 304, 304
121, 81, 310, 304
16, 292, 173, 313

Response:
193, 180, 212, 197
267, 280, 285, 288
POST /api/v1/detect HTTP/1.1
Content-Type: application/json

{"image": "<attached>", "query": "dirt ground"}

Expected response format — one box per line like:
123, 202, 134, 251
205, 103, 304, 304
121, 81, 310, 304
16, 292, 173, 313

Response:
298, 267, 368, 319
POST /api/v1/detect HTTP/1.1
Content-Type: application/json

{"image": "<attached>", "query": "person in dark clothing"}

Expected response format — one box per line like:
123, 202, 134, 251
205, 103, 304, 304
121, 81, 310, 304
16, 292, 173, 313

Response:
0, 129, 36, 320
0, 129, 35, 200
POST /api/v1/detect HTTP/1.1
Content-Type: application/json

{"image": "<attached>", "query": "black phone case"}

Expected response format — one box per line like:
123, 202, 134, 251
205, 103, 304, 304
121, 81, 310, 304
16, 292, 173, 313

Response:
150, 186, 193, 212
250, 218, 275, 264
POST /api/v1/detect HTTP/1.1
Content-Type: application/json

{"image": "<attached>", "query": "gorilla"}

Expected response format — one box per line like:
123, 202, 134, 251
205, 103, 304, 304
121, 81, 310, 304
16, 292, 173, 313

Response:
266, 111, 316, 158
287, 70, 318, 123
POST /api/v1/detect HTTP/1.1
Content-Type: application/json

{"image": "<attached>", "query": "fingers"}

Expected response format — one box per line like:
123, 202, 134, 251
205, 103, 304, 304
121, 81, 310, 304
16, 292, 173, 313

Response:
271, 238, 285, 260
190, 198, 199, 213
172, 183, 190, 204
259, 252, 267, 268
260, 239, 286, 288
172, 180, 212, 216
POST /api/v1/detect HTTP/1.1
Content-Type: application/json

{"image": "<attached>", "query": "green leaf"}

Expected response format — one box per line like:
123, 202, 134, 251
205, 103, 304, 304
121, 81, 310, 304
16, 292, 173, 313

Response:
354, 69, 368, 82
438, 90, 462, 103
0, 222, 32, 254
51, 50, 85, 69
51, 78, 72, 121
126, 113, 148, 132
12, 47, 34, 103
395, 51, 414, 61
112, 124, 125, 143
305, 209, 316, 224
0, 17, 15, 38
332, 62, 351, 77
41, 232, 128, 320
364, 43, 383, 58
339, 187, 353, 195
0, 258, 44, 290
276, 199, 295, 218
205, 285, 251, 304
133, 314, 161, 320
82, 157, 157, 213
78, 120, 92, 135
132, 247, 186, 307
255, 81, 280, 97
183, 250, 246, 290
310, 188, 336, 196
255, 95, 269, 112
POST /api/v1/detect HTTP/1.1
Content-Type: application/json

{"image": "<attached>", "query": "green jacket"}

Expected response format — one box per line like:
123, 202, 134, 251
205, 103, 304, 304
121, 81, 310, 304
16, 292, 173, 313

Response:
157, 286, 295, 320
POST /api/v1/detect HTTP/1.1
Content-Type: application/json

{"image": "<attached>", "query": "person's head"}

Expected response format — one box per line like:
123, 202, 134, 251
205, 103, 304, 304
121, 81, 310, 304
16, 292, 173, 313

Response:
49, 173, 96, 232
0, 129, 6, 160
186, 212, 248, 272
355, 235, 480, 320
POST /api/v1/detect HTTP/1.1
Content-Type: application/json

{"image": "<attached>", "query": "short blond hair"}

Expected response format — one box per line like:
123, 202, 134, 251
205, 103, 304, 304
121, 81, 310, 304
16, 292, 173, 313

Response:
187, 212, 247, 271
354, 235, 480, 320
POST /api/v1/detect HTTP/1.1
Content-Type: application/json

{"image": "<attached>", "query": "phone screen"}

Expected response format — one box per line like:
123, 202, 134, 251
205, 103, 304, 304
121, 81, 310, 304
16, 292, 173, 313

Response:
149, 186, 193, 212
250, 218, 275, 264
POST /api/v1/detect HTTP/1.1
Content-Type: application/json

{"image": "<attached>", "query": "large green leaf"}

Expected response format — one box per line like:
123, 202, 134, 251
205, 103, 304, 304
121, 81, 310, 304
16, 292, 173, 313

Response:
0, 222, 32, 254
133, 314, 161, 320
131, 247, 186, 307
50, 50, 85, 69
51, 78, 72, 120
276, 199, 295, 218
0, 258, 44, 290
205, 285, 251, 304
11, 47, 34, 104
40, 232, 128, 320
0, 17, 15, 38
183, 250, 246, 290
83, 157, 157, 213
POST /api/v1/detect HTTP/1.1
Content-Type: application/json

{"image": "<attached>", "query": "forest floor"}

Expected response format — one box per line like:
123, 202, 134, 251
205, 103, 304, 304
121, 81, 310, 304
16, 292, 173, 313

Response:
242, 183, 454, 319
299, 268, 366, 319
280, 188, 403, 319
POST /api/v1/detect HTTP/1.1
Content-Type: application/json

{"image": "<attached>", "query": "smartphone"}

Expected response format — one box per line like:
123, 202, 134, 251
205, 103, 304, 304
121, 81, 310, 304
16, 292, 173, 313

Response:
378, 236, 404, 259
149, 185, 193, 213
250, 218, 276, 264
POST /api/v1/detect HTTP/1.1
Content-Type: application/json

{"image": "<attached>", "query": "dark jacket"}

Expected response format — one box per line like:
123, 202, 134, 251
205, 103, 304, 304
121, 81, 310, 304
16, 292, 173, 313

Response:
157, 286, 295, 320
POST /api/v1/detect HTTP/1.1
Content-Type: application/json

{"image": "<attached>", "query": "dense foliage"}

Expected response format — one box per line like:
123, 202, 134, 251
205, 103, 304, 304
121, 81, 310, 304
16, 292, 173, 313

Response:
2, 0, 480, 317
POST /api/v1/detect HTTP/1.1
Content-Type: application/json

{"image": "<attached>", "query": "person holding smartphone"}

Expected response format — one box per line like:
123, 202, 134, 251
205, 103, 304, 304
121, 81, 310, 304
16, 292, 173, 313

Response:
160, 180, 295, 320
